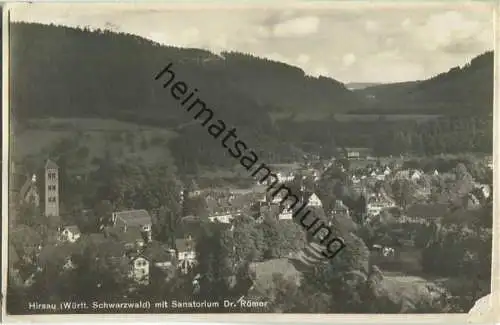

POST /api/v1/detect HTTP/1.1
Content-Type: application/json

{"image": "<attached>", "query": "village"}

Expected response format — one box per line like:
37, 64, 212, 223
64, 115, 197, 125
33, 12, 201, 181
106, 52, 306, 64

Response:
7, 143, 493, 312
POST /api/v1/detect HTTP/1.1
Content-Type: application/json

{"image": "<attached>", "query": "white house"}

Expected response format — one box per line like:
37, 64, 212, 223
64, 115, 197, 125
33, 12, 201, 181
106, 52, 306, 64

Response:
411, 170, 423, 181
367, 195, 396, 217
307, 193, 323, 208
129, 255, 150, 285
278, 208, 293, 220
59, 225, 81, 243
208, 212, 235, 224
176, 237, 197, 274
478, 184, 491, 199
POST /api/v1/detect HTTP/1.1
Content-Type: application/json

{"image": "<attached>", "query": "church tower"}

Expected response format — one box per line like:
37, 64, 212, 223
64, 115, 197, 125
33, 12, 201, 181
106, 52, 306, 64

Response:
44, 159, 59, 217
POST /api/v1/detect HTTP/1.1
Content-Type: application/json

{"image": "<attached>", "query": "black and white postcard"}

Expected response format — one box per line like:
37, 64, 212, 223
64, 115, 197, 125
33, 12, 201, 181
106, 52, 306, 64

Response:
2, 2, 497, 323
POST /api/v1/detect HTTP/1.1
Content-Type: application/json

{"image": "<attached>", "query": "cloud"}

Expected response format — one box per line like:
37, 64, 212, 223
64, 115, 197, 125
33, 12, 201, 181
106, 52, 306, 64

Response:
265, 52, 289, 63
365, 20, 380, 32
209, 35, 228, 52
360, 50, 425, 82
10, 3, 493, 83
312, 66, 329, 77
401, 18, 412, 29
272, 16, 320, 37
416, 11, 488, 52
176, 27, 200, 46
342, 53, 357, 67
297, 54, 310, 65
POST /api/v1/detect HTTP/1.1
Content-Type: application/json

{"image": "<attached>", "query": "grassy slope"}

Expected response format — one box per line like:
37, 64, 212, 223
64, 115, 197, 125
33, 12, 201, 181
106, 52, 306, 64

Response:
12, 118, 178, 170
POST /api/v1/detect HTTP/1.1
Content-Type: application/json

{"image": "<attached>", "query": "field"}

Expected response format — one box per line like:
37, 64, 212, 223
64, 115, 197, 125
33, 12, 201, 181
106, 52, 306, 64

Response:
11, 118, 178, 170
270, 112, 442, 122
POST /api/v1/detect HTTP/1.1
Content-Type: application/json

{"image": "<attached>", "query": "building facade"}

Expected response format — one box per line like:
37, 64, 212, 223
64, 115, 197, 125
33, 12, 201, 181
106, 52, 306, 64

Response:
44, 159, 59, 217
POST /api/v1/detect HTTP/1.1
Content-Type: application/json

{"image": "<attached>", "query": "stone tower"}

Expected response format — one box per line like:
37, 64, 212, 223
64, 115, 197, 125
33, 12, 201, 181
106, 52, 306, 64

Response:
44, 159, 59, 217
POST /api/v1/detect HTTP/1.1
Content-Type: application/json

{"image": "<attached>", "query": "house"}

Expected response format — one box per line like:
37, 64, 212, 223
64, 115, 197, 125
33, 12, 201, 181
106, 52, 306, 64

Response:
306, 193, 323, 208
477, 184, 491, 200
62, 257, 76, 271
400, 203, 448, 224
462, 193, 481, 210
367, 195, 396, 217
278, 207, 293, 220
208, 212, 234, 224
59, 225, 81, 243
176, 237, 196, 274
129, 255, 150, 285
411, 170, 423, 181
19, 174, 40, 207
111, 209, 152, 232
331, 199, 350, 217
142, 242, 176, 272
345, 147, 373, 159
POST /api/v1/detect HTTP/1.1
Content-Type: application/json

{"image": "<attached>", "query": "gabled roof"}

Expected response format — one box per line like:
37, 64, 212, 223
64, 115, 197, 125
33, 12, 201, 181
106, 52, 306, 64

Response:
130, 254, 149, 262
108, 226, 143, 244
63, 225, 81, 234
19, 176, 38, 199
45, 159, 59, 170
114, 209, 152, 227
142, 242, 174, 263
333, 200, 349, 211
176, 238, 196, 252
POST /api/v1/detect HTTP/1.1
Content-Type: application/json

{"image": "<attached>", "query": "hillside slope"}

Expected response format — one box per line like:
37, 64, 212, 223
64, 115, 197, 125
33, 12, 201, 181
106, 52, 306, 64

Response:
355, 51, 493, 115
10, 22, 363, 124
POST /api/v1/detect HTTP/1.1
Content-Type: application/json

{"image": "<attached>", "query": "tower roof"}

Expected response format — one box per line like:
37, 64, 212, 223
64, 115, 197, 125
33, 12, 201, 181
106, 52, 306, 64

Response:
45, 159, 59, 169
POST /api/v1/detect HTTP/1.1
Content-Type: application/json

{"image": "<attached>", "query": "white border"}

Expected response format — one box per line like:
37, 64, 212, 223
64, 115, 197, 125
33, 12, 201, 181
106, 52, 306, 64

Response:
2, 1, 499, 324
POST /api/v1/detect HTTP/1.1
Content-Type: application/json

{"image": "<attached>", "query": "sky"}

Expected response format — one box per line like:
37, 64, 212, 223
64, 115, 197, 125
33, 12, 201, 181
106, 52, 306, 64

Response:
9, 2, 495, 83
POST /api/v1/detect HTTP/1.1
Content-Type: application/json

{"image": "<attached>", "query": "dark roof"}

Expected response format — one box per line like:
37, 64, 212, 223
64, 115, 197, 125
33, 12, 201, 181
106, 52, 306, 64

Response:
108, 226, 143, 244
19, 176, 37, 199
406, 204, 449, 219
114, 209, 152, 227
176, 238, 196, 252
63, 225, 81, 234
333, 200, 349, 211
142, 242, 174, 263
45, 159, 59, 169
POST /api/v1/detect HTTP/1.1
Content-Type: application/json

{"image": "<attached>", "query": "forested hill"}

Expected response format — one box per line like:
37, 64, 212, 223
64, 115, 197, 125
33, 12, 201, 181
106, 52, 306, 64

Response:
354, 51, 494, 115
10, 22, 363, 124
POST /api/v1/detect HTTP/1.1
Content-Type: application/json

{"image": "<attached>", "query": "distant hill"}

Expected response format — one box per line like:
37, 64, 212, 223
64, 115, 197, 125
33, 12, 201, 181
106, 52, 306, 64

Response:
346, 82, 382, 90
10, 22, 363, 124
353, 51, 493, 115
9, 22, 494, 172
